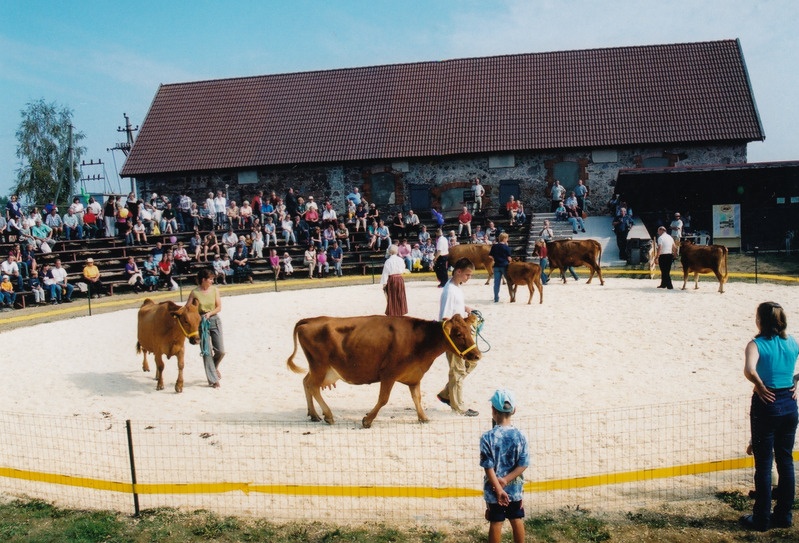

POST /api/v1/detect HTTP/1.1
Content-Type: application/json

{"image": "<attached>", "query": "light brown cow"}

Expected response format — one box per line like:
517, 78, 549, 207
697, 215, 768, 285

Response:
136, 298, 202, 392
679, 240, 729, 293
287, 314, 481, 428
448, 244, 494, 284
546, 239, 605, 285
506, 261, 544, 304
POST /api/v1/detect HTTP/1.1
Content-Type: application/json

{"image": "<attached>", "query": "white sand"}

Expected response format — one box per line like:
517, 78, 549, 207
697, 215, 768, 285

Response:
2, 276, 796, 421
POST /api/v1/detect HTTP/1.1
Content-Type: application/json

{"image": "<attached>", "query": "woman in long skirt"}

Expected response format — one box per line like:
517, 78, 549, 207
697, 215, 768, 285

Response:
380, 244, 408, 316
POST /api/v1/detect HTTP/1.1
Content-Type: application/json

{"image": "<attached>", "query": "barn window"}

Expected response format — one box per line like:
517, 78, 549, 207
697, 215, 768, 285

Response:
553, 161, 580, 191
371, 173, 396, 206
642, 157, 670, 168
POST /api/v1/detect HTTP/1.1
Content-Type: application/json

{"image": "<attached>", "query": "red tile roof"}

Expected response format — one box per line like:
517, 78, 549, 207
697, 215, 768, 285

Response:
121, 39, 764, 177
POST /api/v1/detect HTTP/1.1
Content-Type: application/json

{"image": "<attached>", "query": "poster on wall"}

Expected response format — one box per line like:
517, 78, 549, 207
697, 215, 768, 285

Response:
712, 204, 741, 239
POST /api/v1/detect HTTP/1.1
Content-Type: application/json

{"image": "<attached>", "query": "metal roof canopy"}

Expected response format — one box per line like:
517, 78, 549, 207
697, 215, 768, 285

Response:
615, 161, 799, 251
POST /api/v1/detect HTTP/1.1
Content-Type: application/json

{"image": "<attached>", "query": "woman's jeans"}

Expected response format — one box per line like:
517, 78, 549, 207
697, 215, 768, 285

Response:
750, 389, 798, 527
493, 265, 507, 302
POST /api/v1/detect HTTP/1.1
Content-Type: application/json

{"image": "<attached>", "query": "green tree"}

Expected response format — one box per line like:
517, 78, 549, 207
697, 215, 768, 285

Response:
14, 99, 85, 206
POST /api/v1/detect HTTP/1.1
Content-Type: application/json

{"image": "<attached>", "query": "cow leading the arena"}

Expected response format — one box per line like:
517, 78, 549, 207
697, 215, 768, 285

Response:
287, 314, 481, 428
546, 239, 605, 285
506, 261, 544, 304
679, 240, 729, 293
136, 298, 202, 392
448, 244, 494, 285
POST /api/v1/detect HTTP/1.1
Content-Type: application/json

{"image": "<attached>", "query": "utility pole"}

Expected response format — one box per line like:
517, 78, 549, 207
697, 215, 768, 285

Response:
109, 113, 138, 195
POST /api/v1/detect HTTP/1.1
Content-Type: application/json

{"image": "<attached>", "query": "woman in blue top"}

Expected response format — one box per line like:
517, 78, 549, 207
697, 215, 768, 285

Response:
741, 301, 799, 531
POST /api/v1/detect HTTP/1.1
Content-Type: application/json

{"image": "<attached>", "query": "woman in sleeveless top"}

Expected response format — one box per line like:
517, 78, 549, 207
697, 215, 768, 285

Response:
186, 268, 225, 388
741, 302, 799, 531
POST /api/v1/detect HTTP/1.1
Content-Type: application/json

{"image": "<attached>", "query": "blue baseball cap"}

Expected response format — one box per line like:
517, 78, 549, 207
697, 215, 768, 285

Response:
490, 389, 516, 413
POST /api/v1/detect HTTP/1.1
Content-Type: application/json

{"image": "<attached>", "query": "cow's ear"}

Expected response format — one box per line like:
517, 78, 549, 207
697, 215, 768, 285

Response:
465, 313, 478, 327
189, 297, 199, 307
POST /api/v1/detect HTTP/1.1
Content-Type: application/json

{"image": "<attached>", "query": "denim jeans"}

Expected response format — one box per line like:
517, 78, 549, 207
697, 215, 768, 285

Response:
750, 389, 798, 527
493, 266, 508, 302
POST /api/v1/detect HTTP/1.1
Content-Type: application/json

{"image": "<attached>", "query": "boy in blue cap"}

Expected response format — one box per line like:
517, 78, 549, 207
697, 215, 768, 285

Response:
479, 389, 530, 543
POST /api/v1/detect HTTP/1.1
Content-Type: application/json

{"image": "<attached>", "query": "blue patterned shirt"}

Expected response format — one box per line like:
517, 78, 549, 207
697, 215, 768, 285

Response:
479, 424, 530, 503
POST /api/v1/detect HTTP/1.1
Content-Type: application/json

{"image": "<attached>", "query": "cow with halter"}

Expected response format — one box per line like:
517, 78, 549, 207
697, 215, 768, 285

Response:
136, 298, 202, 392
287, 313, 481, 428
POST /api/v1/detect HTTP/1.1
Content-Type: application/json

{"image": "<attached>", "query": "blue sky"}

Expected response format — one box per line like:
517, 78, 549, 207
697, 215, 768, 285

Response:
1, 0, 797, 197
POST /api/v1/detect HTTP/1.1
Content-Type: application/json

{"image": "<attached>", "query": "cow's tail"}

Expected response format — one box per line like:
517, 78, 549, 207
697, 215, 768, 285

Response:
136, 341, 142, 354
721, 245, 729, 280
286, 320, 307, 374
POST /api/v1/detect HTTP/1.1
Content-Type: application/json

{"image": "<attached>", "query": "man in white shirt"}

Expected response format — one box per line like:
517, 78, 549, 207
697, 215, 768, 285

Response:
50, 259, 74, 302
0, 254, 23, 291
669, 212, 684, 245
472, 177, 485, 213
436, 257, 478, 416
656, 226, 676, 290
433, 229, 450, 287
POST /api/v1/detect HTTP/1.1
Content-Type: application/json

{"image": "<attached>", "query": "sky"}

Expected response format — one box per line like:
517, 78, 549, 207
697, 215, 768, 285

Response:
1, 0, 797, 198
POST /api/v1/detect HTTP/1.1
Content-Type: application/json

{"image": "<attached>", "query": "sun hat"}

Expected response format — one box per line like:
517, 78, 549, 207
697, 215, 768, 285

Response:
86, 257, 94, 263
490, 389, 516, 413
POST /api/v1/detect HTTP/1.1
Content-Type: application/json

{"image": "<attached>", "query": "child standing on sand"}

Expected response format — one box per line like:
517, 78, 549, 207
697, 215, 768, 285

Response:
480, 389, 530, 543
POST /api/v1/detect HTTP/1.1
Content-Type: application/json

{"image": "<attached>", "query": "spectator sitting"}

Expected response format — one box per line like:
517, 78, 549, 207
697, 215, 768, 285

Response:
282, 251, 294, 276
269, 249, 282, 279
539, 219, 555, 241
366, 202, 379, 223
329, 241, 344, 277
125, 257, 145, 293
211, 253, 229, 285
375, 219, 391, 251
0, 275, 17, 310
226, 200, 241, 229
189, 230, 203, 261
321, 202, 338, 229
323, 224, 336, 251
150, 241, 165, 265
421, 238, 436, 271
50, 259, 74, 302
304, 245, 317, 278
472, 225, 487, 244
83, 207, 99, 238
486, 221, 498, 244
202, 231, 219, 262
31, 217, 57, 250
448, 230, 459, 247
82, 257, 108, 298
251, 227, 265, 258
231, 243, 253, 283
239, 200, 253, 229
404, 209, 420, 234
457, 206, 472, 239
335, 222, 351, 251
0, 253, 24, 292
141, 254, 159, 291
410, 243, 423, 271
45, 208, 63, 239
282, 214, 297, 245
515, 202, 527, 226
354, 203, 367, 232
222, 227, 239, 258
418, 224, 431, 245
505, 196, 520, 225
305, 205, 320, 229
132, 218, 147, 244
397, 239, 413, 271
309, 226, 323, 251
392, 212, 406, 239
554, 202, 568, 221
160, 202, 178, 234
158, 253, 176, 290
29, 270, 46, 304
264, 216, 278, 247
173, 242, 191, 275
566, 203, 586, 233
316, 248, 329, 278
139, 203, 155, 233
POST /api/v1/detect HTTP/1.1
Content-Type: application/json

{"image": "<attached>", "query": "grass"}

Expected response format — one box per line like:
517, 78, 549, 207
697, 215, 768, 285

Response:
1, 495, 797, 542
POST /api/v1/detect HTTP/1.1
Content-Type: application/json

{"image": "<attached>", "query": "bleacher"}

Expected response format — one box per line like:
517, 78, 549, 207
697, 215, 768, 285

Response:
0, 206, 531, 309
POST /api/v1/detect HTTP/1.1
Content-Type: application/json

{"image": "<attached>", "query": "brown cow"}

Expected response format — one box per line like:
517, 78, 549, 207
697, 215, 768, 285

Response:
679, 240, 728, 293
506, 261, 543, 304
448, 244, 494, 285
546, 239, 605, 285
136, 298, 202, 392
287, 314, 481, 428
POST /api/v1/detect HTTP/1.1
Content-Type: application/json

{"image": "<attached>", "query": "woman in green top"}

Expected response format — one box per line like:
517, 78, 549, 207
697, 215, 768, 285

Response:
186, 268, 224, 388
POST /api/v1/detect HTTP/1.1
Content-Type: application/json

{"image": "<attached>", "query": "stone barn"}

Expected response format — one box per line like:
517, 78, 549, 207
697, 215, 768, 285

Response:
121, 39, 764, 217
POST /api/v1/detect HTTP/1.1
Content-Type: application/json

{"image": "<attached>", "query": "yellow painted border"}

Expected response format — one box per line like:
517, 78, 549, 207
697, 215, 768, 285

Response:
1, 453, 787, 498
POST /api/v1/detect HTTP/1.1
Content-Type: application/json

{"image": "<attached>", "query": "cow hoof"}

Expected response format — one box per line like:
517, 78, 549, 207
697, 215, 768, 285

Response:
309, 414, 322, 422
325, 416, 335, 425
362, 417, 372, 428
175, 385, 183, 393
418, 417, 430, 424
156, 384, 164, 391
142, 366, 150, 372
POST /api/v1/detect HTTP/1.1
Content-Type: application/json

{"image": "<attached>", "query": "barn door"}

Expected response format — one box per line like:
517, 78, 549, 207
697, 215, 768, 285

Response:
409, 184, 431, 212
499, 180, 521, 207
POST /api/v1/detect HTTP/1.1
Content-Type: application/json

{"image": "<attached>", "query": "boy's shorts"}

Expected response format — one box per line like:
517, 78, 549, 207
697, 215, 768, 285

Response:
485, 500, 525, 522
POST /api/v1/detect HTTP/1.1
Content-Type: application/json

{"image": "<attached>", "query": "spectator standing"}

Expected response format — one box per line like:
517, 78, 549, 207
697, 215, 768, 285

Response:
612, 207, 634, 259
480, 389, 529, 543
472, 177, 485, 213
213, 190, 227, 230
574, 179, 589, 212
550, 179, 565, 211
436, 258, 478, 416
669, 212, 684, 245
380, 244, 408, 316
741, 302, 799, 532
103, 196, 117, 237
533, 239, 549, 285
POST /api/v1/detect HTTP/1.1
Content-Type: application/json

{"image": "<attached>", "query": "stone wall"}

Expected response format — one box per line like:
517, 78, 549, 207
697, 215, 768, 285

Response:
134, 143, 747, 215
